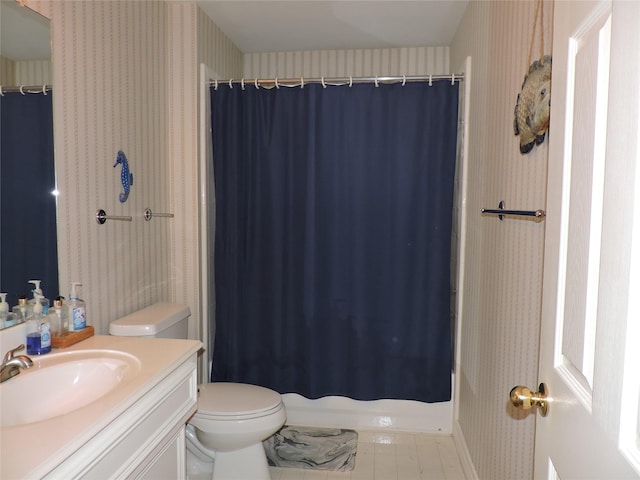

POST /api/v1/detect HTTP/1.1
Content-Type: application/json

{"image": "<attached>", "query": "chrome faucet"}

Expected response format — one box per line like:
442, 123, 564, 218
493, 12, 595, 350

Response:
1, 344, 33, 383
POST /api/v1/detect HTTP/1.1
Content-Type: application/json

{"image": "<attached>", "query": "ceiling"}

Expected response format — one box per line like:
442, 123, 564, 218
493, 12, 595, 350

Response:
0, 1, 468, 61
195, 1, 469, 53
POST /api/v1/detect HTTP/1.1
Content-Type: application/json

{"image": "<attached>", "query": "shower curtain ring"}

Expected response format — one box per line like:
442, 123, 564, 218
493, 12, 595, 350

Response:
349, 76, 353, 87
429, 75, 433, 87
255, 78, 259, 89
275, 78, 279, 89
19, 85, 25, 95
402, 75, 406, 86
300, 77, 304, 88
241, 78, 245, 90
42, 84, 47, 95
229, 79, 233, 89
374, 76, 379, 87
0, 86, 4, 96
321, 77, 326, 88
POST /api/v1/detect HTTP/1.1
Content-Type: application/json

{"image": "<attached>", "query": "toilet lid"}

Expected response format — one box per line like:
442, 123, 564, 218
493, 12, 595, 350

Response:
197, 383, 282, 416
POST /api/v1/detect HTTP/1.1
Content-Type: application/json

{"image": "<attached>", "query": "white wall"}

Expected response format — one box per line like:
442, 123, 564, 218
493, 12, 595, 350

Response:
450, 1, 553, 478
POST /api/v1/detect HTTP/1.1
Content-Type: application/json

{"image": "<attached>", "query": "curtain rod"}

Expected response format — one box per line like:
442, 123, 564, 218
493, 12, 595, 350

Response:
209, 74, 464, 89
0, 84, 52, 95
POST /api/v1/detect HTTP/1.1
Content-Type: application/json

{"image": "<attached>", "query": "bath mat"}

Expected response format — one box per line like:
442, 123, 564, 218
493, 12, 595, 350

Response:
263, 425, 358, 472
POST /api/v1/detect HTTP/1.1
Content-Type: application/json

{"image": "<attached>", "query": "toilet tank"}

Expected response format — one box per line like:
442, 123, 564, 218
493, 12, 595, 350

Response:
109, 302, 191, 339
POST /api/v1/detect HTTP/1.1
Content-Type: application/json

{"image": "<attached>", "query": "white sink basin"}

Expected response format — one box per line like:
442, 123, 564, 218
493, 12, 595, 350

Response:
0, 349, 141, 427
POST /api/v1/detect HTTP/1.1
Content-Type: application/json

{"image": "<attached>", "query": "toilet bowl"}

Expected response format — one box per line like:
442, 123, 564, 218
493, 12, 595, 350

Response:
187, 383, 286, 479
109, 303, 286, 480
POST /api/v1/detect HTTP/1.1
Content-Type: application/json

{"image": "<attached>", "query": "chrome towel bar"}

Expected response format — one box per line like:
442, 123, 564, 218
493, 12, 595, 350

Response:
95, 209, 132, 224
481, 201, 545, 222
143, 208, 174, 221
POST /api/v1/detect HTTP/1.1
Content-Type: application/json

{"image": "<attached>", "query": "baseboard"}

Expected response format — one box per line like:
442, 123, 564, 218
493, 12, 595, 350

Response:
453, 421, 479, 480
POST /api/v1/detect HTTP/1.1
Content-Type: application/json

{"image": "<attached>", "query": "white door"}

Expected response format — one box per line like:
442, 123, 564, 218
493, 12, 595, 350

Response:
528, 0, 640, 478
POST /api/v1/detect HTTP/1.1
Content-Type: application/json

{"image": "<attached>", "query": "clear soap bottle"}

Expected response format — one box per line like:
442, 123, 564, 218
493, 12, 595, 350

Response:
12, 294, 31, 323
0, 293, 10, 327
48, 296, 68, 337
28, 280, 50, 315
67, 283, 86, 331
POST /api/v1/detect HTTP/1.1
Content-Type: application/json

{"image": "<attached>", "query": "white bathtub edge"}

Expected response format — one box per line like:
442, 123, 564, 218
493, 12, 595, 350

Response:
281, 375, 454, 434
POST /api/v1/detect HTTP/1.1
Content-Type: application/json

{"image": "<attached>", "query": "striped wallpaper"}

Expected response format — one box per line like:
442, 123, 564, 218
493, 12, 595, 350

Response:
0, 57, 51, 86
50, 0, 173, 328
451, 1, 553, 478
40, 0, 243, 349
0, 55, 15, 85
198, 7, 244, 78
15, 59, 52, 85
244, 46, 449, 78
166, 2, 241, 368
167, 1, 199, 341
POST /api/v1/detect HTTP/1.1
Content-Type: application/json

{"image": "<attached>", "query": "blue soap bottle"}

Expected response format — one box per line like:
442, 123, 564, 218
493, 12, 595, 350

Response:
26, 294, 51, 355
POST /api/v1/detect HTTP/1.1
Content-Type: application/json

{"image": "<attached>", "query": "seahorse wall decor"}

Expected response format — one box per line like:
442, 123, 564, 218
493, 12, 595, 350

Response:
114, 150, 133, 203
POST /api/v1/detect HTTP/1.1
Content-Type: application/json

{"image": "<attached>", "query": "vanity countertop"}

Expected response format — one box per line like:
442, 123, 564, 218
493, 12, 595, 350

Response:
0, 335, 202, 479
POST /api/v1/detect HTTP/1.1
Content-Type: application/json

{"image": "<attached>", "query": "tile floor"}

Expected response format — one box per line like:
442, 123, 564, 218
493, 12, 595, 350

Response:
268, 430, 466, 480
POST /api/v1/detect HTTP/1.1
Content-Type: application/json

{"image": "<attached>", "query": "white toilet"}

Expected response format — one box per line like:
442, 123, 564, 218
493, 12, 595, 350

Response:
109, 302, 286, 480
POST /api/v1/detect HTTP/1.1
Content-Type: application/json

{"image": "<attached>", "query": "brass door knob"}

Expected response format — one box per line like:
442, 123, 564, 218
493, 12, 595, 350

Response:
510, 383, 549, 416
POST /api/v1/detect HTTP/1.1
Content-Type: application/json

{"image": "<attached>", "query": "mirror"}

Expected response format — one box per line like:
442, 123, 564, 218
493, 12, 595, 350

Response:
0, 1, 54, 329
0, 1, 51, 77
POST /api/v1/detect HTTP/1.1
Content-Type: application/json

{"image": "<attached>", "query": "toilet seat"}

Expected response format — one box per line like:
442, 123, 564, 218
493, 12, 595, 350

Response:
195, 382, 284, 420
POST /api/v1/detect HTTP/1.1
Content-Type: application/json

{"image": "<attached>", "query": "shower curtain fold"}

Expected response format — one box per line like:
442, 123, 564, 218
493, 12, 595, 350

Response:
211, 81, 458, 403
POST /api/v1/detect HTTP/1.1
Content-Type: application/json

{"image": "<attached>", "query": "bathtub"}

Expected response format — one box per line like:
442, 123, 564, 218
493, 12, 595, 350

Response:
281, 374, 454, 434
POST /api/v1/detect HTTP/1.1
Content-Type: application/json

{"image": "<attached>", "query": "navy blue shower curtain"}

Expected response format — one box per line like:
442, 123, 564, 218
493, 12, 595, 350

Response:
211, 81, 458, 403
1, 93, 58, 307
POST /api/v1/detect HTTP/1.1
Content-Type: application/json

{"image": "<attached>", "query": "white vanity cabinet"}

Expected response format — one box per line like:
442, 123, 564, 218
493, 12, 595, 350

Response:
135, 424, 187, 480
48, 355, 198, 479
0, 335, 201, 480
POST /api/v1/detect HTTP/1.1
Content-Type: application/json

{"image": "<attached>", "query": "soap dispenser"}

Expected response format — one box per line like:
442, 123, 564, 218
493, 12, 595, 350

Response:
28, 280, 50, 315
67, 283, 86, 331
26, 294, 51, 355
48, 296, 68, 337
0, 293, 8, 316
0, 293, 11, 326
12, 294, 31, 322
